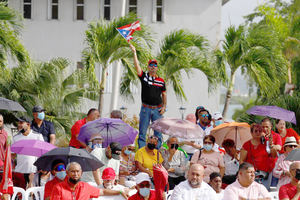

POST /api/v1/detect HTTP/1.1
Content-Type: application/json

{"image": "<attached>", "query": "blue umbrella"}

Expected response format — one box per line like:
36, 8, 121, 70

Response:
247, 105, 297, 125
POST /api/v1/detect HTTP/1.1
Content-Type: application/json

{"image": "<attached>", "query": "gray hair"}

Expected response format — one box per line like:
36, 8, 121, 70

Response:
110, 110, 123, 119
167, 136, 178, 143
66, 162, 81, 171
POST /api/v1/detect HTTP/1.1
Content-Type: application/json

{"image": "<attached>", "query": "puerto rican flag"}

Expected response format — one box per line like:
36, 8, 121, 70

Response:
117, 21, 141, 42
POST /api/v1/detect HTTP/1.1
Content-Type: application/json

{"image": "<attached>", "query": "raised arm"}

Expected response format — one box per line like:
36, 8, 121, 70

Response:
129, 44, 142, 76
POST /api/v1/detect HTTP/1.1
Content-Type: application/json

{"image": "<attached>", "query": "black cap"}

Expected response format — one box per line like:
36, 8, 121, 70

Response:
32, 105, 45, 113
17, 116, 32, 124
109, 142, 122, 160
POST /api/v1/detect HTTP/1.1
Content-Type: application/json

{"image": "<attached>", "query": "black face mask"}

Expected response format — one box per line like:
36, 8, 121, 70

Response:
171, 144, 179, 150
69, 177, 80, 184
147, 143, 156, 150
20, 128, 26, 134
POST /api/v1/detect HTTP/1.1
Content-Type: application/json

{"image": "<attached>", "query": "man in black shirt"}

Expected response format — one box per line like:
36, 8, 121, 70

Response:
129, 44, 167, 149
31, 105, 56, 144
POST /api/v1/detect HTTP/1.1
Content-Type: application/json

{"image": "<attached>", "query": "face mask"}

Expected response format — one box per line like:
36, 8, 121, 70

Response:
203, 144, 213, 151
37, 112, 45, 120
139, 187, 150, 197
124, 149, 131, 155
104, 182, 113, 189
147, 143, 156, 150
56, 171, 66, 180
20, 124, 28, 134
92, 143, 102, 149
69, 177, 80, 184
215, 120, 223, 126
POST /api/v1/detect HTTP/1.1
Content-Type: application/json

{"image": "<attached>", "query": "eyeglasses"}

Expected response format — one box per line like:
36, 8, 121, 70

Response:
55, 164, 66, 172
287, 145, 297, 148
149, 63, 157, 67
200, 114, 209, 118
149, 136, 158, 141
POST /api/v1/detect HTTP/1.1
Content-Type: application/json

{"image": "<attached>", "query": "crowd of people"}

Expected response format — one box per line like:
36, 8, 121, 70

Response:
0, 43, 299, 200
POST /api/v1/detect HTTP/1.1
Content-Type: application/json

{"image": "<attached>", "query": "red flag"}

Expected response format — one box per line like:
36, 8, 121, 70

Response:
0, 144, 14, 195
116, 21, 141, 42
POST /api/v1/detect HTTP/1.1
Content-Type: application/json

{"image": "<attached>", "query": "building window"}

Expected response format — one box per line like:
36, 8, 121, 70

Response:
128, 0, 137, 14
76, 0, 84, 20
51, 0, 59, 20
23, 0, 32, 19
104, 0, 110, 20
156, 0, 163, 22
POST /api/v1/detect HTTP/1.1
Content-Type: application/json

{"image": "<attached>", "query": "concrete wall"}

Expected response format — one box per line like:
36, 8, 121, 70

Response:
9, 0, 222, 118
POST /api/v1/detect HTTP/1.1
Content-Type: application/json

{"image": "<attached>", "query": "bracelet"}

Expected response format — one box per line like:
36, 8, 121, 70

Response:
119, 191, 123, 195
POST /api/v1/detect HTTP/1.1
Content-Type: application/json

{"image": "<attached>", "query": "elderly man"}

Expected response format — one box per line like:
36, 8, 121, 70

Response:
69, 108, 100, 149
129, 172, 156, 200
44, 160, 66, 200
170, 164, 217, 200
100, 167, 128, 193
223, 162, 271, 200
110, 110, 123, 120
130, 44, 167, 149
135, 135, 163, 178
51, 162, 128, 200
81, 142, 122, 185
13, 116, 44, 188
161, 136, 187, 190
279, 161, 300, 200
0, 114, 8, 170
31, 105, 55, 144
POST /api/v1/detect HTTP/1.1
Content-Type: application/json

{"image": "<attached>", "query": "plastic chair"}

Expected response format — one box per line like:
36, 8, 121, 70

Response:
166, 190, 173, 200
269, 191, 278, 200
24, 186, 44, 200
11, 186, 26, 200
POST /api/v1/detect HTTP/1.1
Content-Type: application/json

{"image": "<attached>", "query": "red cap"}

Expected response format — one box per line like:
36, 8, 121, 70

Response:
148, 59, 158, 65
102, 167, 116, 180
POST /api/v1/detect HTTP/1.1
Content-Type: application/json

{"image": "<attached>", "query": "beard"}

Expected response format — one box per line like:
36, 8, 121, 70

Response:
189, 180, 201, 187
69, 177, 80, 184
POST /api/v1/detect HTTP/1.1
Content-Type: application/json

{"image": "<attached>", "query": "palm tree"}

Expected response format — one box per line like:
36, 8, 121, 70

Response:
0, 3, 29, 68
0, 58, 97, 146
219, 25, 286, 118
120, 29, 221, 101
82, 14, 153, 116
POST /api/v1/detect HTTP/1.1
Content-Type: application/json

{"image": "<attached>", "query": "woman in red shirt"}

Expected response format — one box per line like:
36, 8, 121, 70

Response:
276, 119, 300, 154
240, 123, 277, 190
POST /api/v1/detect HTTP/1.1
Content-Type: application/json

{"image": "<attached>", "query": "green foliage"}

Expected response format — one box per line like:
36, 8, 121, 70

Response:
0, 58, 97, 145
0, 3, 29, 68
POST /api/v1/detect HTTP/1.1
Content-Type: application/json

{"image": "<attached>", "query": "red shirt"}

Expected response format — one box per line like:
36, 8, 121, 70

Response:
279, 183, 300, 200
279, 128, 300, 154
69, 118, 87, 148
128, 190, 156, 200
242, 140, 275, 172
44, 176, 63, 199
0, 129, 7, 168
50, 179, 100, 200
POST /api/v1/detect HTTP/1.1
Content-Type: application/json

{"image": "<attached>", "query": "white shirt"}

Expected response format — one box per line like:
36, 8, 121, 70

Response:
13, 130, 44, 173
223, 153, 239, 175
81, 148, 120, 183
179, 138, 203, 154
215, 189, 224, 200
170, 180, 217, 200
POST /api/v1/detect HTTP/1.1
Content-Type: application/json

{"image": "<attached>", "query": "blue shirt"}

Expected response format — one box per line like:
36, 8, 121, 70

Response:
31, 120, 55, 142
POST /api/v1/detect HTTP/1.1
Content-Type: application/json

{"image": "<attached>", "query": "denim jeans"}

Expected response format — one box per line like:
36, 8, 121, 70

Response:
138, 106, 163, 149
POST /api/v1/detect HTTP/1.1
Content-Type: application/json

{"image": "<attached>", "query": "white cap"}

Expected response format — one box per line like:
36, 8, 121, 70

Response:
135, 172, 151, 184
212, 112, 223, 120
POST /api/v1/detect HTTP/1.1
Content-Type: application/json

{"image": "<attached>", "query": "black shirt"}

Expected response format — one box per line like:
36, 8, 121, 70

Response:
139, 71, 166, 106
31, 120, 55, 142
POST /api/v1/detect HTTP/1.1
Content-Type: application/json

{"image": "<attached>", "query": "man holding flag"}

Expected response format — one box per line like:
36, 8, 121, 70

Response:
129, 43, 167, 149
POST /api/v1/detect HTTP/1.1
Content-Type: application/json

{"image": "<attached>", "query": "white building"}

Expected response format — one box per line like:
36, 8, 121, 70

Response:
9, 0, 229, 119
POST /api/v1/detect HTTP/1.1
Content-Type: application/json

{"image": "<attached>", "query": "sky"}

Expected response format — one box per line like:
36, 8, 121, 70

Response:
221, 0, 267, 38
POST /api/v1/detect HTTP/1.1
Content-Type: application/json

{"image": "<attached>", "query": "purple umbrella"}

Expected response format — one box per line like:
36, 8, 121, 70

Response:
78, 118, 138, 147
11, 139, 56, 157
247, 105, 297, 125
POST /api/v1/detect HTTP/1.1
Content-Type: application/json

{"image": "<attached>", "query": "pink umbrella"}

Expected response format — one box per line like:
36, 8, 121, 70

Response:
11, 139, 56, 157
150, 118, 204, 139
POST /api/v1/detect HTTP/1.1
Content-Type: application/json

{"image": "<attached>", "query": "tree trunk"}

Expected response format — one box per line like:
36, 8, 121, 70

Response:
288, 61, 292, 84
222, 70, 236, 119
98, 66, 108, 117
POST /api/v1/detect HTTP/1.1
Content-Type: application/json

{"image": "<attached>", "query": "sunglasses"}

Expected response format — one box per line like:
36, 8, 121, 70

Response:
171, 144, 179, 149
287, 145, 297, 148
196, 106, 204, 110
139, 182, 151, 188
149, 63, 157, 67
149, 136, 159, 141
55, 164, 66, 172
200, 114, 209, 118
